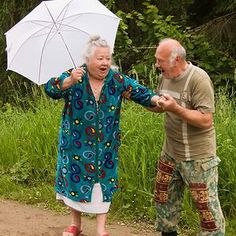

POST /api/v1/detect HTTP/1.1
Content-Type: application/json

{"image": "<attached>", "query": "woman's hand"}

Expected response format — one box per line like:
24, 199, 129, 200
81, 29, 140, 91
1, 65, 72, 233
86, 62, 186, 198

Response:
148, 95, 166, 113
62, 67, 86, 90
70, 67, 86, 83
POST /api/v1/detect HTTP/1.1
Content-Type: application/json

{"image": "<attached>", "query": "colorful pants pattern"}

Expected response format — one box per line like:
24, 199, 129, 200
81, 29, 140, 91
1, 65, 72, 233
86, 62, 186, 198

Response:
154, 153, 225, 236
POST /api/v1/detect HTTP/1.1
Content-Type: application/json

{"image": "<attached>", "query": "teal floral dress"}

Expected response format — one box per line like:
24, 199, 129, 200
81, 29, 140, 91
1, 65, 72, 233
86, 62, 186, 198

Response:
44, 67, 155, 203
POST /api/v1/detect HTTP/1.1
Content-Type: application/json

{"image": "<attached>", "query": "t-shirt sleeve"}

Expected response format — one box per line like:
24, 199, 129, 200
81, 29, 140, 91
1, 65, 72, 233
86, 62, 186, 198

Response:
191, 70, 215, 113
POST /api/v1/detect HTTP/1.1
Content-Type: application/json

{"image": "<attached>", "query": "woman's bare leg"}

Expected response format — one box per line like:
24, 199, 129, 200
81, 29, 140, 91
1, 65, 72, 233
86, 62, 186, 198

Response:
96, 213, 108, 236
70, 208, 82, 229
63, 208, 82, 235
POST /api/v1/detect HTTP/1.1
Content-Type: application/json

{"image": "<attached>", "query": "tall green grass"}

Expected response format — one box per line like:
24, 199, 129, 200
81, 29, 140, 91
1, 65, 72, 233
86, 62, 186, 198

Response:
0, 85, 236, 234
112, 102, 164, 221
0, 95, 59, 184
214, 90, 236, 217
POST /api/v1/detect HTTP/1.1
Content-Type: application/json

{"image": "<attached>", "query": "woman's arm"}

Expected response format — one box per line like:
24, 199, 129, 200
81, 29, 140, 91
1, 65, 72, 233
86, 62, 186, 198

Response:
44, 67, 85, 99
122, 74, 160, 107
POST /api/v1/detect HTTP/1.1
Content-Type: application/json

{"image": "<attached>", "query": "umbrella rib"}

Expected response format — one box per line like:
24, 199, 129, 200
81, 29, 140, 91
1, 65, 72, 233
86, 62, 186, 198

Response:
7, 21, 54, 67
54, 1, 70, 31
54, 0, 119, 23
37, 25, 60, 84
43, 2, 76, 67
52, 23, 91, 35
50, 3, 108, 43
57, 12, 119, 24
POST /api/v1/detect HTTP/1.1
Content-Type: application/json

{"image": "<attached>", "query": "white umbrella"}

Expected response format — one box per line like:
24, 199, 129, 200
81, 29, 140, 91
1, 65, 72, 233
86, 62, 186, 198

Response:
5, 0, 120, 85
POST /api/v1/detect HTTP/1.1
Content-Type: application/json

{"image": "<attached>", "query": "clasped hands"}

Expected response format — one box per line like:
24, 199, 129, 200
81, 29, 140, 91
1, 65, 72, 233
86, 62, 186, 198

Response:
155, 94, 178, 112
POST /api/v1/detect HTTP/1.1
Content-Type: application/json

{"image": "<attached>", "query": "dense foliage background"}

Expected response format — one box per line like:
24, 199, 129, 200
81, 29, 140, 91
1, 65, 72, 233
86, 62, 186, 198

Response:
0, 0, 236, 104
0, 0, 236, 234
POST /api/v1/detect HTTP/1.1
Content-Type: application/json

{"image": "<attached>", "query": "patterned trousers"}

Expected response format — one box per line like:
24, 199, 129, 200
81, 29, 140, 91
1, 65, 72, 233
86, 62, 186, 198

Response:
154, 153, 225, 236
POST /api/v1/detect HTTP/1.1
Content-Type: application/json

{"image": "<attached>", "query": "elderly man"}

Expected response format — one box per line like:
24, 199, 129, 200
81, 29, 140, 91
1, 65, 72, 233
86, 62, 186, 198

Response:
152, 38, 225, 236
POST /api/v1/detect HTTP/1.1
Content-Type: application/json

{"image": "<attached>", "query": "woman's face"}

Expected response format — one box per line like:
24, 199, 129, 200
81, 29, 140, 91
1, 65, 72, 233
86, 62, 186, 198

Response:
87, 46, 112, 80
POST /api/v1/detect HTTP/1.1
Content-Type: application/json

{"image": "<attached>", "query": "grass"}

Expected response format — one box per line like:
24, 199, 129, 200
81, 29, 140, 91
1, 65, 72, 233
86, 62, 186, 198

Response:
0, 85, 236, 235
111, 102, 164, 221
214, 90, 236, 218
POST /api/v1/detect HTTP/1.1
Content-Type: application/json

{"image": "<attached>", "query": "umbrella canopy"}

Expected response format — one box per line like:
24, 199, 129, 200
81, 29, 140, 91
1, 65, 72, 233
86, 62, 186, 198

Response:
5, 0, 120, 85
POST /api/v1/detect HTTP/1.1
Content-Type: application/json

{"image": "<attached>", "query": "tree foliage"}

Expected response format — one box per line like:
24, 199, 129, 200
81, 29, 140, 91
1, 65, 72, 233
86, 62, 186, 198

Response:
0, 0, 42, 103
155, 0, 236, 59
0, 0, 235, 105
108, 1, 236, 92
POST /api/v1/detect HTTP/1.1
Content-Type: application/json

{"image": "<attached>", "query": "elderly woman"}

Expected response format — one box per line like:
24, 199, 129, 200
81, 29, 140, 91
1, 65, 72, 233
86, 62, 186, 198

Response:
44, 35, 160, 236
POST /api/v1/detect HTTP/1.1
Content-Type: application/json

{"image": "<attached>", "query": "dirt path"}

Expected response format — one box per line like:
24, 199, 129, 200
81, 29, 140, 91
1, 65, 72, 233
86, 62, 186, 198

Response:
0, 199, 159, 236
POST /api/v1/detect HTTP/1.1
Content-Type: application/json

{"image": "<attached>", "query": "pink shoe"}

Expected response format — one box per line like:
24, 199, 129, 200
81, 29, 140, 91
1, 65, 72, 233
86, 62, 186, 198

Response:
63, 225, 82, 236
101, 233, 110, 236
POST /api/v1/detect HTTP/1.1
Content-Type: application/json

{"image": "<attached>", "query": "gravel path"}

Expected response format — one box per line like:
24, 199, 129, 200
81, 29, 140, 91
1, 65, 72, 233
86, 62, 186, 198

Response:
0, 199, 159, 236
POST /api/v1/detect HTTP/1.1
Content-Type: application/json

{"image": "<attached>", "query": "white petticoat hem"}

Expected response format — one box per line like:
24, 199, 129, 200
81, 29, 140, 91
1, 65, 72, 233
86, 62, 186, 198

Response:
56, 183, 111, 214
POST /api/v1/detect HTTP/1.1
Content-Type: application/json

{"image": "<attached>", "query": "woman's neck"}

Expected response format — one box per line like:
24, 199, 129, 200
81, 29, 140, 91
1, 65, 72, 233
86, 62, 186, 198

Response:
88, 76, 105, 101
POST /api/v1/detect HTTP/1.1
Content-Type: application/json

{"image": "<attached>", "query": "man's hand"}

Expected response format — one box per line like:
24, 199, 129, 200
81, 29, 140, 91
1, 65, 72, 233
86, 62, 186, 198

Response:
147, 105, 165, 113
158, 94, 178, 112
158, 93, 213, 128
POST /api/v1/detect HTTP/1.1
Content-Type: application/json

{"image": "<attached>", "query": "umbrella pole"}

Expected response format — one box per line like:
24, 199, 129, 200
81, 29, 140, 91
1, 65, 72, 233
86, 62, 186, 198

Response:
58, 31, 77, 68
44, 2, 76, 69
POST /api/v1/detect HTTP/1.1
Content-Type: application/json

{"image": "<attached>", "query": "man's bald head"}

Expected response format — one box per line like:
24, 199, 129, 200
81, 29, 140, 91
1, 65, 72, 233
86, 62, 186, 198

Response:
157, 38, 186, 62
155, 38, 188, 79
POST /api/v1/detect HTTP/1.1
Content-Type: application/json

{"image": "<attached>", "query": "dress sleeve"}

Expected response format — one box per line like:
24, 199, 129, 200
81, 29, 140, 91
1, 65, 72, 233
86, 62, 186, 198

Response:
122, 74, 156, 107
44, 69, 72, 99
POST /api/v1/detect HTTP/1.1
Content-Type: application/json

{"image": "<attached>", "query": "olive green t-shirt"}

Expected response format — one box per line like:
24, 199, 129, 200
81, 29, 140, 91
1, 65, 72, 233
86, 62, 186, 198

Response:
158, 63, 216, 161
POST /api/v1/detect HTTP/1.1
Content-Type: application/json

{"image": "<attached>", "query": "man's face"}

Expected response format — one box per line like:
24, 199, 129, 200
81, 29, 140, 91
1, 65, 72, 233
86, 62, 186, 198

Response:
155, 47, 176, 79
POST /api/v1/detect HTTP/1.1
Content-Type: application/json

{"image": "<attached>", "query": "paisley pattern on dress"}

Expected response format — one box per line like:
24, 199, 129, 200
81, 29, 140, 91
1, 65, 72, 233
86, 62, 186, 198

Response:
45, 68, 155, 202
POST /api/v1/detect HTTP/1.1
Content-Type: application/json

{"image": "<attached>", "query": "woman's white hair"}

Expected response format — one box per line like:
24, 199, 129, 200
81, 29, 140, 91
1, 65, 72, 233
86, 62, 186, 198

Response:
83, 35, 111, 61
